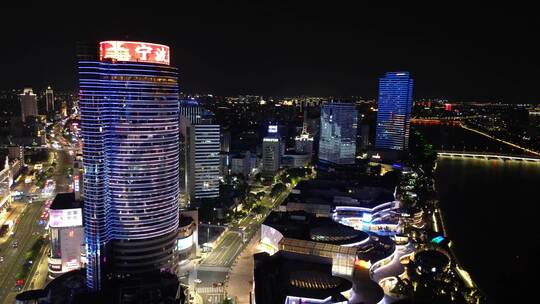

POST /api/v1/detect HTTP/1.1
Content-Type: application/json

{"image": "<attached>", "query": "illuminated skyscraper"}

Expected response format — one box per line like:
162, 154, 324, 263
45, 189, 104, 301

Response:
375, 72, 414, 151
318, 102, 357, 165
262, 125, 281, 177
20, 88, 38, 123
179, 100, 220, 203
79, 41, 179, 291
45, 86, 55, 114
295, 108, 314, 155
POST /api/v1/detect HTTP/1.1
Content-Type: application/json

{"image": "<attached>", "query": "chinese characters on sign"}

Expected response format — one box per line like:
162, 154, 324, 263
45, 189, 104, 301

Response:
99, 41, 170, 65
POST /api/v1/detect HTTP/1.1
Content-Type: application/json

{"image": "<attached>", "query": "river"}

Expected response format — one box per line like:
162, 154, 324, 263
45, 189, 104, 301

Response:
415, 125, 540, 303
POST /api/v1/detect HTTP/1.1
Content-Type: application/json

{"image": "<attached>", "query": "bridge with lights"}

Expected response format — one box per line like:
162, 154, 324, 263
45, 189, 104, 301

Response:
436, 151, 540, 162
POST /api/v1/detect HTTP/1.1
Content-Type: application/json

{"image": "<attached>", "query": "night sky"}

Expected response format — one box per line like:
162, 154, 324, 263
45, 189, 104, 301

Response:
1, 4, 538, 102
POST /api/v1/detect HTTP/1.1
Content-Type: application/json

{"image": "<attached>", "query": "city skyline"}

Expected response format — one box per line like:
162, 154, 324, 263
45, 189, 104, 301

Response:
1, 6, 538, 304
1, 4, 538, 102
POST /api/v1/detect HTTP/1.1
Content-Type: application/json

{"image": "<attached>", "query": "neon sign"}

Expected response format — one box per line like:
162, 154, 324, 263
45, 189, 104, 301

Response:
268, 125, 278, 133
99, 41, 170, 65
431, 235, 445, 244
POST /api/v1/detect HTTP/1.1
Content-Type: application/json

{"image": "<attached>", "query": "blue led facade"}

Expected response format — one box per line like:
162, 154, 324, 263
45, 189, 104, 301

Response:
79, 61, 180, 290
375, 72, 414, 151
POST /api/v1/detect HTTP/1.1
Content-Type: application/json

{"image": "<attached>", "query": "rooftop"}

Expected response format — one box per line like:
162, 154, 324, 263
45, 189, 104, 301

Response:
178, 215, 194, 227
50, 192, 82, 210
285, 178, 394, 209
263, 211, 369, 246
17, 269, 184, 304
254, 251, 352, 304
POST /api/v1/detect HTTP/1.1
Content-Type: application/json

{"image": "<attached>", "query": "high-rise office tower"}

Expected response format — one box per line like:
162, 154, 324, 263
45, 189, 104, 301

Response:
221, 130, 231, 153
179, 100, 204, 125
318, 102, 358, 165
45, 86, 55, 114
375, 72, 414, 151
179, 101, 220, 203
20, 88, 38, 123
295, 108, 314, 155
262, 125, 281, 177
359, 124, 370, 150
79, 41, 179, 291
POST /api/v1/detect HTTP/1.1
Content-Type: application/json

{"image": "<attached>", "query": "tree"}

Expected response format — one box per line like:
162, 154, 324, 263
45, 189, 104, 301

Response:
282, 176, 292, 185
251, 204, 267, 214
408, 129, 437, 176
256, 191, 266, 200
244, 193, 257, 210
270, 183, 286, 197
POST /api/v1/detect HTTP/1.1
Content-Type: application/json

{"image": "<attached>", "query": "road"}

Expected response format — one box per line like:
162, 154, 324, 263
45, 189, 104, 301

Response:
225, 235, 260, 304
0, 120, 74, 304
201, 233, 244, 267
195, 177, 309, 303
200, 187, 290, 268
0, 199, 46, 302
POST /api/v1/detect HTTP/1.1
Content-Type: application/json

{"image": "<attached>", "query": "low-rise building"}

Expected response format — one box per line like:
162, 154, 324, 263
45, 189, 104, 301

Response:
281, 152, 311, 169
48, 193, 84, 279
254, 251, 353, 304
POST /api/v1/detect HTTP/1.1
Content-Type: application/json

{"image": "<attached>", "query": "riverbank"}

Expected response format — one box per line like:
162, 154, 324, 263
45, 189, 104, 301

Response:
434, 157, 540, 303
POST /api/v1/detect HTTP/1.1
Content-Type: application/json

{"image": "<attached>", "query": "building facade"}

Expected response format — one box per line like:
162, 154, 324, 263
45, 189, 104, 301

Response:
48, 193, 84, 279
45, 86, 55, 115
359, 124, 370, 150
281, 152, 311, 168
179, 101, 220, 203
375, 72, 414, 151
0, 157, 13, 214
318, 102, 358, 165
262, 125, 281, 177
230, 151, 256, 177
189, 124, 220, 201
294, 134, 314, 155
79, 41, 180, 291
295, 109, 314, 155
20, 88, 38, 123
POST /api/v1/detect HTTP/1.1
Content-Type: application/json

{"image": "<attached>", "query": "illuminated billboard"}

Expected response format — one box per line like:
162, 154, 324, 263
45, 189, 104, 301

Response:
268, 125, 278, 133
176, 234, 194, 251
49, 208, 83, 228
100, 41, 170, 65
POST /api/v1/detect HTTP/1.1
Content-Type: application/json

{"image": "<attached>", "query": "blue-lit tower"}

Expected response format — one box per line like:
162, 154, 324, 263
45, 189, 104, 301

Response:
318, 102, 358, 165
79, 41, 180, 291
375, 72, 414, 151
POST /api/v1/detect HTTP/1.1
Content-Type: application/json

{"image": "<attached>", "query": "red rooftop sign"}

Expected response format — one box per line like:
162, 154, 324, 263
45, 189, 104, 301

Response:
99, 41, 170, 65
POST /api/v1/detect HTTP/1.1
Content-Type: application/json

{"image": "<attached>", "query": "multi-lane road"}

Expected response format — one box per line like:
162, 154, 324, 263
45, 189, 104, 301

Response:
0, 121, 74, 303
195, 183, 298, 303
0, 199, 47, 302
